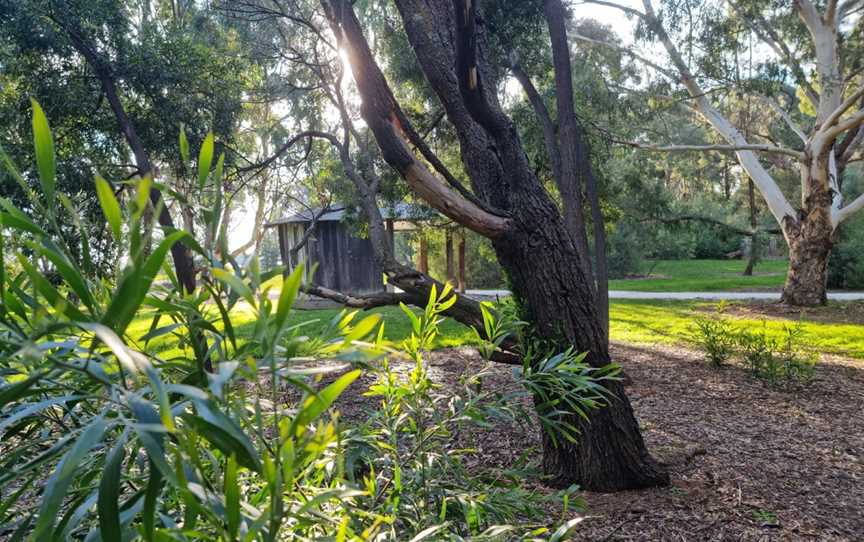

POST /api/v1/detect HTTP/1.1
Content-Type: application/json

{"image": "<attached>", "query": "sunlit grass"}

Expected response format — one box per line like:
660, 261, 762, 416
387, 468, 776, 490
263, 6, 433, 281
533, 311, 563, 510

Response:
127, 303, 480, 361
610, 299, 864, 359
609, 259, 789, 292
128, 297, 864, 362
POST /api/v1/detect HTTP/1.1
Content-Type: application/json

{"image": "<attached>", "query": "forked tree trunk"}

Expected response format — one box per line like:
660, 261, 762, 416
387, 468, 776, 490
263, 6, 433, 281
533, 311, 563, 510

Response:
325, 0, 668, 491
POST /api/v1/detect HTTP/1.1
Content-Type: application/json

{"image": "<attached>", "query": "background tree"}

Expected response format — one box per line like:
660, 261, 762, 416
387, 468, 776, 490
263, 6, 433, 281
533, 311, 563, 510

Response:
577, 0, 864, 305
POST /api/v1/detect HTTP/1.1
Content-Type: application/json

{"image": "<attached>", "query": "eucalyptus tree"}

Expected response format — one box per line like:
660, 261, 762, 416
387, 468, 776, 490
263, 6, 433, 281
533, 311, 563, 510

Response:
578, 0, 864, 305
230, 0, 668, 491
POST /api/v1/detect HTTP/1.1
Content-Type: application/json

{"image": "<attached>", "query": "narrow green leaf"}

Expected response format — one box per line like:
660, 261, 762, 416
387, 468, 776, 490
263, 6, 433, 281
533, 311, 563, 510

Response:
134, 176, 153, 222
225, 455, 240, 540
32, 417, 107, 540
31, 239, 95, 312
58, 193, 95, 275
129, 399, 178, 489
212, 268, 254, 306
102, 230, 188, 335
95, 176, 122, 242
188, 400, 261, 472
197, 132, 214, 189
142, 460, 162, 541
30, 99, 55, 208
343, 314, 382, 343
99, 433, 128, 542
179, 124, 190, 164
0, 371, 43, 408
17, 254, 86, 321
0, 198, 48, 237
293, 369, 361, 436
274, 263, 304, 336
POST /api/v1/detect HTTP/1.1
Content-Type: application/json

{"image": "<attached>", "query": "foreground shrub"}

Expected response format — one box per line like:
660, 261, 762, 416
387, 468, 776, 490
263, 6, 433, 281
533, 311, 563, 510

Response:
0, 101, 592, 540
692, 316, 736, 367
738, 322, 817, 388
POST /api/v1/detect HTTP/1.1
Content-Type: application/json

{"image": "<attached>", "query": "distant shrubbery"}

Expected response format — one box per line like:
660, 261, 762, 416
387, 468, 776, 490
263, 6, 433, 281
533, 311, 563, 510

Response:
828, 215, 864, 290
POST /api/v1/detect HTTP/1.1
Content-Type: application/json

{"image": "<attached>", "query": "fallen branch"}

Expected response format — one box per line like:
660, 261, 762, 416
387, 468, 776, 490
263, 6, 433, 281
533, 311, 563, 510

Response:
303, 284, 418, 309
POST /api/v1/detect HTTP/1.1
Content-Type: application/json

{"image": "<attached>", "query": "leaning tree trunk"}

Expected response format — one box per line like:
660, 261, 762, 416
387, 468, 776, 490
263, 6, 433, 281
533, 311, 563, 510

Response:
781, 185, 833, 306
492, 192, 667, 490
323, 0, 668, 491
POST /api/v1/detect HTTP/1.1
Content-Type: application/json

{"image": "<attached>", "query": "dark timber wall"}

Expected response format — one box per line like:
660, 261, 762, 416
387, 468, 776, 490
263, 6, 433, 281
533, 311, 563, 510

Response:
276, 221, 384, 295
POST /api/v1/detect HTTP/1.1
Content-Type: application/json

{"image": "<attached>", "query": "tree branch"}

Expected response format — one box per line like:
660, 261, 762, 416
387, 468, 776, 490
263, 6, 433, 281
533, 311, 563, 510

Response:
619, 140, 804, 158
637, 0, 797, 232
761, 95, 808, 143
820, 86, 864, 132
834, 192, 864, 224
319, 0, 511, 239
726, 0, 820, 105
303, 284, 418, 309
509, 55, 562, 183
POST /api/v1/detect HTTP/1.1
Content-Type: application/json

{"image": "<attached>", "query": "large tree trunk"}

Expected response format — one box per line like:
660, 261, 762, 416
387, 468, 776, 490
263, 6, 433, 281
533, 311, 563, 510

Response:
781, 156, 835, 305
492, 196, 667, 490
781, 208, 833, 305
324, 0, 668, 491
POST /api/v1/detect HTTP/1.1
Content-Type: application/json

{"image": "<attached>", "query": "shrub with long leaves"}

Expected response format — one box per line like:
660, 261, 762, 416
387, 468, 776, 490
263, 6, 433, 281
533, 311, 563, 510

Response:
0, 102, 601, 541
0, 102, 384, 540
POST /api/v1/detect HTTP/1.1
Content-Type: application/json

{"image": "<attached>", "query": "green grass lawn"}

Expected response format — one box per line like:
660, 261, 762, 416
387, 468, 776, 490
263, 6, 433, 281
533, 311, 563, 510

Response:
128, 297, 864, 362
608, 259, 789, 292
609, 299, 864, 359
127, 304, 480, 361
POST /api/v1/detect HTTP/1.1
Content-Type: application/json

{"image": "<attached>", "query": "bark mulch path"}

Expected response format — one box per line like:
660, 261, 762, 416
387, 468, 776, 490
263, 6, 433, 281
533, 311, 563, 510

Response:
575, 343, 864, 541
296, 343, 864, 540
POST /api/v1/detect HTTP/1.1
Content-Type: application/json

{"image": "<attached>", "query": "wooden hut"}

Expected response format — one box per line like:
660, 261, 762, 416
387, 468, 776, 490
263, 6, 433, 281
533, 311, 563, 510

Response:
266, 204, 471, 296
266, 207, 382, 295
266, 204, 438, 295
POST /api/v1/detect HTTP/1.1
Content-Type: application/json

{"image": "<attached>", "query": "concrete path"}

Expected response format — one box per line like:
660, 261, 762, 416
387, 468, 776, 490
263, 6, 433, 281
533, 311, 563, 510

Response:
464, 289, 864, 301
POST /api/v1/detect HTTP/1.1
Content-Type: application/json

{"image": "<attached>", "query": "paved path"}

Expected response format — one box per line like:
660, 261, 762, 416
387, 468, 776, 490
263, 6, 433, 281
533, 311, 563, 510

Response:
465, 289, 864, 301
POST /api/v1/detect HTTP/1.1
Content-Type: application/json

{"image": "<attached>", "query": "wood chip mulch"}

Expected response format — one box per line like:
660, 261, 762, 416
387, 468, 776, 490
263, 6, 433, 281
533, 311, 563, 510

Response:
293, 343, 864, 541
574, 343, 864, 541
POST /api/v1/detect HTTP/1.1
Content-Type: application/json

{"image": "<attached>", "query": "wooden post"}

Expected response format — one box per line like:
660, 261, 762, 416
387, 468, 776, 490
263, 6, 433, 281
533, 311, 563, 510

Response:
458, 230, 466, 293
386, 219, 395, 251
417, 233, 429, 274
445, 230, 454, 286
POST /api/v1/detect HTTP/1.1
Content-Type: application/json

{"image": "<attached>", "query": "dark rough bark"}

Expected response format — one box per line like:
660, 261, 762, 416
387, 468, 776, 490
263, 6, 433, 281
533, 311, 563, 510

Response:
781, 189, 833, 305
542, 0, 596, 289
325, 0, 667, 490
458, 232, 466, 293
780, 138, 838, 305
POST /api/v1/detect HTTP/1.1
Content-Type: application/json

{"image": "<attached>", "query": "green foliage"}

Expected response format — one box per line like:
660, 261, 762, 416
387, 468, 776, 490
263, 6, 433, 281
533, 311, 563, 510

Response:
344, 283, 586, 539
692, 312, 736, 367
737, 322, 817, 388
605, 222, 645, 279
828, 212, 864, 289
692, 302, 817, 386
0, 104, 591, 540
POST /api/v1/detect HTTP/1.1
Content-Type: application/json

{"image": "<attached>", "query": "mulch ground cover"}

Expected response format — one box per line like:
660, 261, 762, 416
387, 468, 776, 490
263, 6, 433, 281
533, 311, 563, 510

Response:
301, 343, 864, 541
